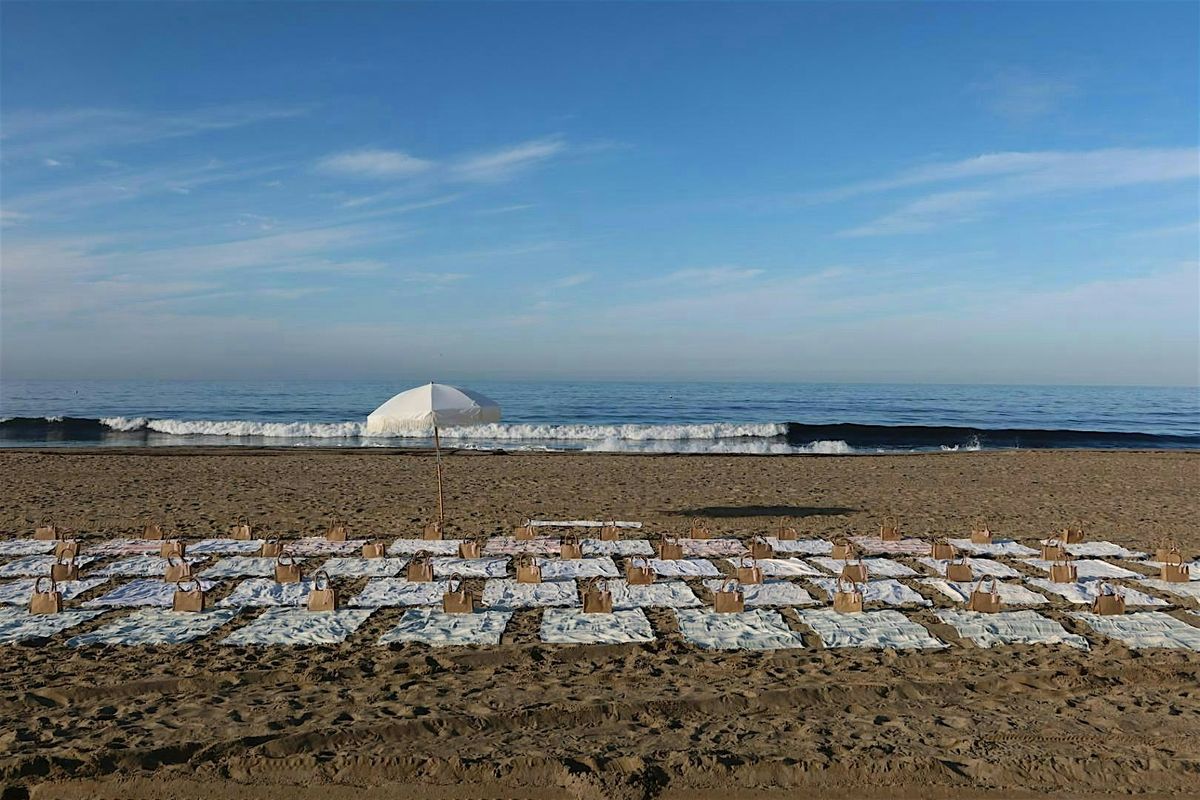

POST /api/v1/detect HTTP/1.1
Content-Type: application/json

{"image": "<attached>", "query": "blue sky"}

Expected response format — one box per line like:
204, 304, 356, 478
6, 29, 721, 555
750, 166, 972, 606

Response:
2, 1, 1197, 385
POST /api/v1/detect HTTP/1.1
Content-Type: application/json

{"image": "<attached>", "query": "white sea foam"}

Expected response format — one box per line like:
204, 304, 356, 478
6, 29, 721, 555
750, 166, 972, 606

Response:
583, 438, 854, 455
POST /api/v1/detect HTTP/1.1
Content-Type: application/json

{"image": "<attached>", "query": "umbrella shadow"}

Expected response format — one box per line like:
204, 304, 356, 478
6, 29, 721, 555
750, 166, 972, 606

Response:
664, 505, 855, 518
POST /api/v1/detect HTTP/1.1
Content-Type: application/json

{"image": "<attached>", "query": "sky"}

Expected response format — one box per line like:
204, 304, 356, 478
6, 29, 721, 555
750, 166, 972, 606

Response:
1, 1, 1198, 385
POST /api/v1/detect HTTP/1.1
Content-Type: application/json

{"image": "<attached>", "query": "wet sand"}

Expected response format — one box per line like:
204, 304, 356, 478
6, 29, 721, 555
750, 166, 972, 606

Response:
0, 448, 1197, 799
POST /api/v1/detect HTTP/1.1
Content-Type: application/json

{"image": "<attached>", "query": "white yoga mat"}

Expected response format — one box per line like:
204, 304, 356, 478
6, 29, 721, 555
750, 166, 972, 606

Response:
349, 578, 451, 607
0, 554, 99, 578
221, 607, 374, 645
218, 578, 323, 607
701, 579, 817, 606
919, 578, 1049, 606
808, 577, 931, 607
535, 556, 619, 579
644, 558, 720, 577
1038, 540, 1147, 559
68, 608, 240, 646
386, 539, 462, 556
83, 578, 220, 608
317, 557, 407, 578
1136, 578, 1200, 602
763, 538, 833, 555
680, 539, 746, 557
0, 608, 105, 643
529, 520, 641, 528
936, 609, 1089, 650
84, 539, 163, 556
808, 557, 918, 578
93, 555, 208, 577
0, 539, 57, 556
0, 578, 107, 605
850, 536, 931, 556
484, 536, 561, 556
794, 608, 946, 650
581, 539, 655, 556
947, 538, 1039, 557
482, 579, 579, 609
1070, 611, 1200, 651
540, 608, 655, 644
607, 579, 701, 609
1027, 578, 1168, 606
722, 557, 822, 577
378, 608, 512, 646
200, 557, 307, 579
916, 557, 1021, 579
431, 557, 509, 578
289, 537, 366, 556
187, 539, 264, 555
1020, 559, 1141, 579
674, 608, 806, 651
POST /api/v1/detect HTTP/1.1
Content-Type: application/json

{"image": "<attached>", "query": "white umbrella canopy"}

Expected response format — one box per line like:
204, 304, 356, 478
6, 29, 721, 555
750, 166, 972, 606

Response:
365, 382, 501, 528
366, 382, 501, 434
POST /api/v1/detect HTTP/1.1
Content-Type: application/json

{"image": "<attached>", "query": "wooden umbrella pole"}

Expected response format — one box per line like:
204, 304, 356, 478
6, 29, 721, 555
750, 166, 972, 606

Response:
434, 424, 445, 526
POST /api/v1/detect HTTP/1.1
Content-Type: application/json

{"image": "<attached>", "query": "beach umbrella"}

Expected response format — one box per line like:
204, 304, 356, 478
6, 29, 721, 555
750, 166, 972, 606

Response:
365, 382, 501, 526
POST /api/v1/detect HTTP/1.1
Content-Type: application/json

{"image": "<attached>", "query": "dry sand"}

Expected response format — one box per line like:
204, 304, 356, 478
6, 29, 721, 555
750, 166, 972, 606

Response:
0, 448, 1197, 799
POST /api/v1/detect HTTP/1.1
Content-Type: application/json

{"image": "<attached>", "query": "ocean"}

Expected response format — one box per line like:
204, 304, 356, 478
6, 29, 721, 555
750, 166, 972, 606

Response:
1, 380, 1197, 453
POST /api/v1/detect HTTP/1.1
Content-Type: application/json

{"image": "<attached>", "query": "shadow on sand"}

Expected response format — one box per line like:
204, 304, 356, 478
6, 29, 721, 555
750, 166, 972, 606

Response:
664, 505, 855, 519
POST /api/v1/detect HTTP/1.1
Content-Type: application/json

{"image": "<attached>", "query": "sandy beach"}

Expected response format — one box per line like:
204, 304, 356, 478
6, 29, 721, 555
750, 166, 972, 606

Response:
0, 448, 1198, 799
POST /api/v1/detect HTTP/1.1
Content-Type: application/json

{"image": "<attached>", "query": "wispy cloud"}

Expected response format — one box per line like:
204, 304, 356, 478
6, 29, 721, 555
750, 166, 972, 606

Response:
315, 148, 433, 179
637, 266, 765, 287
969, 68, 1078, 120
451, 137, 566, 182
839, 190, 992, 237
551, 272, 594, 289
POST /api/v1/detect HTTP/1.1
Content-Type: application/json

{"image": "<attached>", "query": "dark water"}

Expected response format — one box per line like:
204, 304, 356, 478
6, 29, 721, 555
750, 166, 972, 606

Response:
1, 380, 1197, 453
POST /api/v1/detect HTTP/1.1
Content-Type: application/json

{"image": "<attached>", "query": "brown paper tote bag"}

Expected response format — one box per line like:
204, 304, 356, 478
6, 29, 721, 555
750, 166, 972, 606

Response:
259, 538, 283, 558
160, 539, 185, 559
1049, 558, 1077, 584
29, 576, 62, 615
559, 535, 582, 560
776, 519, 799, 541
840, 557, 868, 584
658, 534, 683, 560
173, 578, 206, 612
713, 579, 744, 613
50, 556, 79, 582
274, 551, 302, 584
735, 556, 763, 585
442, 574, 475, 614
307, 570, 339, 611
230, 515, 254, 541
833, 577, 863, 614
970, 523, 992, 545
362, 540, 387, 559
581, 578, 613, 614
143, 522, 164, 541
946, 555, 974, 582
1161, 552, 1191, 583
53, 540, 79, 560
625, 556, 655, 585
515, 554, 542, 584
748, 536, 774, 560
163, 556, 193, 583
325, 519, 348, 542
34, 521, 61, 541
688, 518, 711, 540
600, 522, 620, 542
1091, 581, 1125, 615
1155, 539, 1181, 564
407, 552, 434, 582
830, 537, 856, 560
968, 577, 1002, 613
1061, 522, 1085, 544
879, 516, 901, 542
423, 520, 444, 541
513, 521, 535, 541
457, 538, 482, 559
931, 539, 956, 560
1040, 539, 1067, 561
